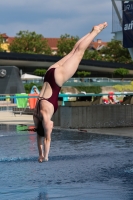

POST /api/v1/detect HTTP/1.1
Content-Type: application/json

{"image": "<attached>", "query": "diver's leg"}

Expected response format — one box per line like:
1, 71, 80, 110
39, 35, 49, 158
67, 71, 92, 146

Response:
55, 22, 108, 85
50, 32, 91, 69
43, 120, 53, 161
37, 134, 44, 162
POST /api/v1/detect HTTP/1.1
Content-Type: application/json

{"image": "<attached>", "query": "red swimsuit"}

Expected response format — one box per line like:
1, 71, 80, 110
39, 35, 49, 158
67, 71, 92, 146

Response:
43, 68, 61, 113
33, 68, 61, 137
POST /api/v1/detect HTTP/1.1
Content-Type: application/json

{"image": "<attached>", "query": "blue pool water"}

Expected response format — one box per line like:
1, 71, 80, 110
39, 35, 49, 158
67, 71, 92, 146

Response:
0, 124, 133, 200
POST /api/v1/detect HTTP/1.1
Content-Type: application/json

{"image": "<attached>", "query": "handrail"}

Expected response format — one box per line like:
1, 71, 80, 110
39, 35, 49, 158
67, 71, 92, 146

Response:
0, 92, 132, 100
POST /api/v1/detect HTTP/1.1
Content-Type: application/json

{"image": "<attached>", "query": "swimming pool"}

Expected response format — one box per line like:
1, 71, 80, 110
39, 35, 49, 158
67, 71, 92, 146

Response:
0, 124, 133, 200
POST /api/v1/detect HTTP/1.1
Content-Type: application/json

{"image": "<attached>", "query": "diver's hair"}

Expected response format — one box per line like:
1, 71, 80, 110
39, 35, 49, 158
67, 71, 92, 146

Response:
36, 121, 45, 137
19, 122, 45, 137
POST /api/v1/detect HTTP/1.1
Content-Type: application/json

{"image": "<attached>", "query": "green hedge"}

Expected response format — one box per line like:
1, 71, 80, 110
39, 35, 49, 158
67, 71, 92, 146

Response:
113, 81, 133, 92
75, 86, 102, 94
24, 83, 102, 94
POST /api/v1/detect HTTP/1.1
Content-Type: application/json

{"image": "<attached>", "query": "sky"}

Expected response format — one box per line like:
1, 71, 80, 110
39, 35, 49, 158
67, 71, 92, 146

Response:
0, 0, 114, 42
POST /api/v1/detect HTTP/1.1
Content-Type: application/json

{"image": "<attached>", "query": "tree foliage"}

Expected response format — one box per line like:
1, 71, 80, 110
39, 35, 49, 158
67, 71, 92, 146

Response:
57, 34, 89, 59
100, 40, 133, 64
85, 50, 103, 61
81, 40, 133, 64
57, 36, 133, 64
33, 69, 47, 76
9, 30, 51, 54
75, 86, 102, 94
57, 34, 79, 56
113, 68, 129, 78
64, 39, 133, 64
76, 71, 91, 77
0, 35, 4, 52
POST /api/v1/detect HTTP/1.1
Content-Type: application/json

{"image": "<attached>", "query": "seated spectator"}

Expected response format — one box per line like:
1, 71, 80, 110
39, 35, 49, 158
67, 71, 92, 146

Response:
102, 98, 109, 104
108, 92, 116, 104
30, 85, 40, 94
108, 95, 115, 104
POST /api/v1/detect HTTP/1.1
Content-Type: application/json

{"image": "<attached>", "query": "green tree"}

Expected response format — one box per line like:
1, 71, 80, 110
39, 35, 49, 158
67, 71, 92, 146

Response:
85, 50, 103, 61
0, 34, 4, 52
57, 34, 79, 56
100, 40, 133, 64
113, 68, 129, 79
76, 71, 91, 77
57, 34, 89, 59
33, 69, 47, 76
76, 70, 91, 82
9, 31, 51, 54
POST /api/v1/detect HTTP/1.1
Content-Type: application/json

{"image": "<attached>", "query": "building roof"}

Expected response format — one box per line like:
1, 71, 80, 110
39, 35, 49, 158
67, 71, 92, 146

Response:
90, 39, 107, 50
0, 33, 107, 51
7, 37, 14, 43
1, 33, 8, 38
45, 38, 60, 50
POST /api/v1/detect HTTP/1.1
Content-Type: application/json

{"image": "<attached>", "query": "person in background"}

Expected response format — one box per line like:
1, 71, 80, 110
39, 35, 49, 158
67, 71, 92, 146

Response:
30, 85, 40, 94
28, 86, 40, 109
108, 95, 115, 104
33, 22, 108, 162
108, 92, 116, 104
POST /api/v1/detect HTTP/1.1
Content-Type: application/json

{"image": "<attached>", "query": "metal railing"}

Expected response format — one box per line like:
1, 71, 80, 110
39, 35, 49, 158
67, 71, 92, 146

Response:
0, 92, 132, 109
0, 92, 132, 100
63, 78, 131, 87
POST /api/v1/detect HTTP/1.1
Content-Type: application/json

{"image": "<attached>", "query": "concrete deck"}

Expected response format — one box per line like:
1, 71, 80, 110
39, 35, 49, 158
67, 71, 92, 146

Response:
0, 111, 33, 125
0, 111, 133, 137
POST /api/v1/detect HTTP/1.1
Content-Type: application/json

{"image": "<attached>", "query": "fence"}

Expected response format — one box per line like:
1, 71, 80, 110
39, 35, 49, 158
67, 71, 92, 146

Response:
63, 78, 131, 87
0, 92, 132, 110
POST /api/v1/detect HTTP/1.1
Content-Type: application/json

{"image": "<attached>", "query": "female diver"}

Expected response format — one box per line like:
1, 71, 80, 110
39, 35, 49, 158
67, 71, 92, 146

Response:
33, 22, 108, 162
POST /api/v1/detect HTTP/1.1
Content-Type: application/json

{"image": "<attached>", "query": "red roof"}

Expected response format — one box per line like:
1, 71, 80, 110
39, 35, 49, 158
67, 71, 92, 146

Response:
7, 37, 14, 43
45, 38, 60, 50
0, 33, 108, 51
1, 33, 8, 38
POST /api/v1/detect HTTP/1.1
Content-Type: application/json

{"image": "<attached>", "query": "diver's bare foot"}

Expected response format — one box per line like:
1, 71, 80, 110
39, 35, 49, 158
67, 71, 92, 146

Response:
38, 156, 48, 163
38, 155, 44, 163
92, 22, 108, 34
43, 158, 48, 162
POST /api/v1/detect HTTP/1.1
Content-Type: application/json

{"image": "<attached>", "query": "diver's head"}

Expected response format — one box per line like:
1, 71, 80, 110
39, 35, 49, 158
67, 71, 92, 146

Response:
36, 121, 45, 137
